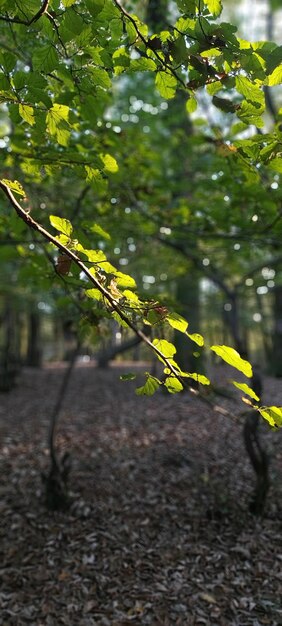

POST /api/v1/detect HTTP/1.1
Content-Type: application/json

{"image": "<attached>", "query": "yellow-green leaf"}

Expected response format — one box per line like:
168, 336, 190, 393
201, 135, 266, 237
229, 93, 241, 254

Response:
0, 179, 25, 197
187, 372, 210, 385
50, 215, 73, 237
259, 406, 282, 428
206, 0, 222, 18
19, 104, 35, 126
210, 344, 252, 378
115, 271, 136, 289
267, 64, 282, 86
187, 332, 204, 346
155, 71, 177, 99
186, 96, 197, 113
85, 288, 103, 301
78, 246, 107, 263
123, 289, 139, 303
164, 376, 183, 393
232, 381, 260, 401
46, 104, 69, 133
90, 223, 111, 240
153, 338, 177, 359
136, 374, 160, 396
167, 312, 188, 333
235, 75, 264, 106
101, 153, 118, 173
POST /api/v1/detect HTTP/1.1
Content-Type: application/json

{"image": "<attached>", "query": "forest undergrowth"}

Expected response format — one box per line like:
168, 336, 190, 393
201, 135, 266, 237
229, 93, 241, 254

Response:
0, 363, 281, 626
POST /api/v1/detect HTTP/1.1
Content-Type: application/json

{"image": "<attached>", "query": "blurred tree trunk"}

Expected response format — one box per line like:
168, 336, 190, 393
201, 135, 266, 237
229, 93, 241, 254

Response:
26, 310, 42, 367
174, 270, 203, 373
271, 286, 282, 377
0, 300, 21, 390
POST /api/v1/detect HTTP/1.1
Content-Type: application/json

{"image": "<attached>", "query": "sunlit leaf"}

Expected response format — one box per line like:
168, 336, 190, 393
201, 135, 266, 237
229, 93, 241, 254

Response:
115, 272, 136, 289
187, 333, 204, 346
187, 372, 210, 385
166, 312, 188, 333
164, 376, 183, 393
155, 72, 177, 99
49, 215, 73, 237
90, 223, 111, 240
259, 406, 282, 428
136, 374, 161, 396
267, 64, 282, 86
232, 381, 260, 401
85, 288, 103, 301
0, 179, 25, 197
205, 0, 222, 17
19, 104, 35, 126
153, 338, 177, 359
210, 345, 252, 377
101, 153, 118, 173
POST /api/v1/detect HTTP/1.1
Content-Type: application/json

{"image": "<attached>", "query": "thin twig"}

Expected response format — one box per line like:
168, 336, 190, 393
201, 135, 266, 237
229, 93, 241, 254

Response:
0, 0, 50, 25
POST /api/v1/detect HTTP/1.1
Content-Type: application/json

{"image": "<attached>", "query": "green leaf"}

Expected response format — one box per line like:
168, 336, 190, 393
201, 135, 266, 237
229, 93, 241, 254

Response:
232, 381, 260, 401
267, 157, 282, 173
46, 104, 69, 131
90, 223, 111, 240
187, 333, 204, 346
259, 406, 282, 428
85, 0, 105, 17
77, 246, 107, 263
152, 338, 177, 359
130, 58, 157, 72
32, 45, 59, 73
0, 179, 25, 197
100, 153, 118, 173
84, 166, 106, 192
85, 288, 103, 301
187, 372, 210, 385
19, 104, 35, 126
205, 0, 223, 17
114, 271, 136, 289
136, 374, 160, 396
237, 100, 264, 127
155, 72, 177, 99
49, 215, 73, 237
210, 345, 252, 378
267, 65, 282, 86
120, 373, 136, 381
46, 104, 70, 145
186, 96, 197, 113
166, 312, 188, 333
235, 75, 265, 107
164, 376, 183, 393
206, 80, 222, 96
90, 68, 111, 90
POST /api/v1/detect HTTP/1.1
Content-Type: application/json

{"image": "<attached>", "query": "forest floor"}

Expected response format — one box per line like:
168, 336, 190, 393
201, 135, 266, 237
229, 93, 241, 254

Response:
0, 361, 281, 626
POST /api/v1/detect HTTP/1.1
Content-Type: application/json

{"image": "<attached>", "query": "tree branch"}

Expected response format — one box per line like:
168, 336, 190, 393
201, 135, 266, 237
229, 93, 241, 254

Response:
0, 0, 50, 25
0, 180, 192, 391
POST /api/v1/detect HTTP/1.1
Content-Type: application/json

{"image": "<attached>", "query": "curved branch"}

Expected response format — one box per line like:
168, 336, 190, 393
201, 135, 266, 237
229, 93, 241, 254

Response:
0, 0, 50, 26
0, 180, 189, 391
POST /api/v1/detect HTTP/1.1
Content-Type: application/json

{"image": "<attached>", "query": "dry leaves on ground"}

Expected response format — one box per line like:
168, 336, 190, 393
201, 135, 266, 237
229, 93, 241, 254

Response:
0, 363, 281, 625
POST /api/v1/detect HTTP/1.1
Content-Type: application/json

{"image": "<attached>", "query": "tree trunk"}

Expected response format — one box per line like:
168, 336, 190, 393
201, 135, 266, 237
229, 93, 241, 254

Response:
174, 271, 203, 375
26, 310, 42, 367
271, 285, 282, 376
